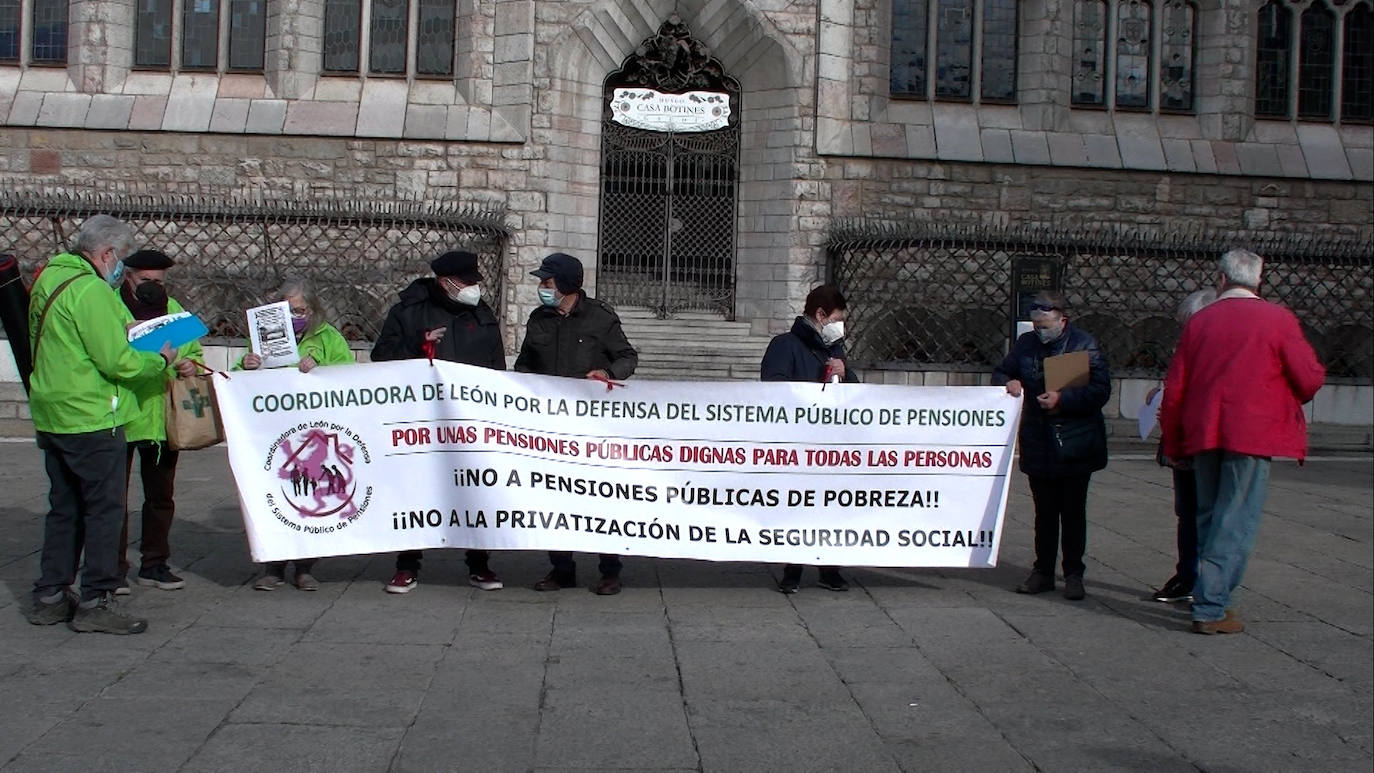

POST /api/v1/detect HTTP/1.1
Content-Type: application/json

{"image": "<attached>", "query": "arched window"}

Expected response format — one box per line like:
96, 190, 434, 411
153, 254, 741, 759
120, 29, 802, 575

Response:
891, 0, 930, 97
1160, 1, 1196, 111
1298, 3, 1336, 119
1073, 1, 1108, 105
1255, 1, 1293, 117
1342, 3, 1374, 121
1115, 1, 1152, 108
890, 0, 1018, 102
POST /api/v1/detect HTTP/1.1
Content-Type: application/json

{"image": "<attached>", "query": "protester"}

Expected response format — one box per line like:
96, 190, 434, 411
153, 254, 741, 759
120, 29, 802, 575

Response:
372, 250, 506, 593
1161, 249, 1325, 634
994, 290, 1110, 601
117, 249, 203, 594
240, 276, 353, 591
1147, 288, 1216, 604
514, 252, 638, 595
761, 284, 859, 593
26, 215, 179, 635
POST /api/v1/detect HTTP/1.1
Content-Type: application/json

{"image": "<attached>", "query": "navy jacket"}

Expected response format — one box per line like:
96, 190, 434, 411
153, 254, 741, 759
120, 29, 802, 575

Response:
514, 291, 638, 380
993, 323, 1111, 477
761, 317, 860, 383
371, 278, 506, 370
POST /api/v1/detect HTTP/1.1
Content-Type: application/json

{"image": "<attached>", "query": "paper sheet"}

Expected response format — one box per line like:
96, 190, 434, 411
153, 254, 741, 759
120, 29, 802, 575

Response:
1138, 387, 1164, 440
247, 301, 300, 369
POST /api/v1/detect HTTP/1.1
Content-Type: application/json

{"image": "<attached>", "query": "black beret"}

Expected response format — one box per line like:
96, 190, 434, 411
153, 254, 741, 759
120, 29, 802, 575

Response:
430, 250, 483, 283
124, 249, 175, 270
530, 252, 584, 294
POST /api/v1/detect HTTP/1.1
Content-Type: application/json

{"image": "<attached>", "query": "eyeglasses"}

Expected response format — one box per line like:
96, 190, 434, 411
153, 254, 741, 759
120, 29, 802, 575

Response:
1029, 303, 1062, 313
289, 309, 309, 319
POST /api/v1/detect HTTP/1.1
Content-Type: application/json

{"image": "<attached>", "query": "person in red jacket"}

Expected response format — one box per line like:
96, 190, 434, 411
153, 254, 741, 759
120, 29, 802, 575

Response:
1160, 249, 1325, 635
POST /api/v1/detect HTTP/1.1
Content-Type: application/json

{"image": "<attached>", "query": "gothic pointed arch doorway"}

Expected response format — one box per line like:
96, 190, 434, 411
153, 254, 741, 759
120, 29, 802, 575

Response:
597, 16, 742, 319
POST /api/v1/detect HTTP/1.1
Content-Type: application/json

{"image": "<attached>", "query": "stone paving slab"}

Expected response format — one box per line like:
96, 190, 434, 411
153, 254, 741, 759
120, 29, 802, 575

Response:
0, 443, 1370, 772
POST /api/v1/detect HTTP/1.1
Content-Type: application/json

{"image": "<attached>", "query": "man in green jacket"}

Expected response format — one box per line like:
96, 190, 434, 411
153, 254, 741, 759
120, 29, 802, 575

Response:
118, 249, 202, 593
27, 215, 179, 635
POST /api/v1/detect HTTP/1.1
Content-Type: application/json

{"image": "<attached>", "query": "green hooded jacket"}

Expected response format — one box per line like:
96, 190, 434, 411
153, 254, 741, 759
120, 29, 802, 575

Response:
27, 252, 169, 434
123, 296, 206, 443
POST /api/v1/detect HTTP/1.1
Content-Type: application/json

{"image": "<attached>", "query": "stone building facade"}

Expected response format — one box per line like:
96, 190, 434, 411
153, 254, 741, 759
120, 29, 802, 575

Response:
1, 0, 1371, 349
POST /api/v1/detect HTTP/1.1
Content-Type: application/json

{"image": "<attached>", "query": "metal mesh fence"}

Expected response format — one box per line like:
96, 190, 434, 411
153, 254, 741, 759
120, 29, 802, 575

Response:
0, 189, 509, 342
829, 221, 1374, 381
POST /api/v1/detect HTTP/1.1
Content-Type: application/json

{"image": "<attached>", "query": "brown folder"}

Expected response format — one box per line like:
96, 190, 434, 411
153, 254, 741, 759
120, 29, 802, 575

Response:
1043, 350, 1090, 392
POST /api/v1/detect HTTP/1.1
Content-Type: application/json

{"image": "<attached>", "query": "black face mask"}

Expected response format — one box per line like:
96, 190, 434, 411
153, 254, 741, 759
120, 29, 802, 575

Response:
134, 280, 168, 307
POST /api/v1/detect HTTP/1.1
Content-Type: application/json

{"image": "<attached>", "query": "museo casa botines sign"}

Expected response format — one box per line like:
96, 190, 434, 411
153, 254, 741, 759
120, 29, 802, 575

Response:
610, 88, 731, 132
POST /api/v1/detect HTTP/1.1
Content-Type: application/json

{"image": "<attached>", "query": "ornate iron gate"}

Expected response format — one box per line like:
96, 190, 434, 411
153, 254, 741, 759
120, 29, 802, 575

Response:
597, 16, 741, 318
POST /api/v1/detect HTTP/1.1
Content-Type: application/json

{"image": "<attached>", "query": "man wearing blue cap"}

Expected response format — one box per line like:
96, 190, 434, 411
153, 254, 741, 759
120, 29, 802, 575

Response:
516, 252, 638, 595
373, 250, 507, 594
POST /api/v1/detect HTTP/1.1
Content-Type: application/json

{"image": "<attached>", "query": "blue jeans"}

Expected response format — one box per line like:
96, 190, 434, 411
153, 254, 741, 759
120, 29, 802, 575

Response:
1191, 450, 1270, 623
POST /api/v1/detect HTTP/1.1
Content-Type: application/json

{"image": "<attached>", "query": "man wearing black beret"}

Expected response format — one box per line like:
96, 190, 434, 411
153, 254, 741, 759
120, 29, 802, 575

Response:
516, 252, 639, 595
372, 250, 506, 594
118, 248, 202, 594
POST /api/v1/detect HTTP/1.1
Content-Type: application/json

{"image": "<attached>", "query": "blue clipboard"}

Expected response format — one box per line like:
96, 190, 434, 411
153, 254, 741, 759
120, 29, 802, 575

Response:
128, 312, 209, 352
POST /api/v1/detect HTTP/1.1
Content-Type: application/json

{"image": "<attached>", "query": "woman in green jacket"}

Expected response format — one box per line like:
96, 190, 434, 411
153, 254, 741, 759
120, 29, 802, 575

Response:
239, 277, 353, 591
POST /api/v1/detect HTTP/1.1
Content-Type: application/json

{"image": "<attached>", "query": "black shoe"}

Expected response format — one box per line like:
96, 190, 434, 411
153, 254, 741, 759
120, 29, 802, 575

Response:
1151, 575, 1193, 603
1063, 574, 1086, 601
137, 564, 186, 590
817, 571, 849, 592
1015, 571, 1055, 594
777, 568, 803, 594
534, 571, 576, 591
68, 593, 148, 635
27, 591, 76, 626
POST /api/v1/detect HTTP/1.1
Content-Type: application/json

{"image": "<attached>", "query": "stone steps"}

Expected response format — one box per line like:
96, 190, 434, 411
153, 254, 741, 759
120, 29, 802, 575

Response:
617, 308, 774, 383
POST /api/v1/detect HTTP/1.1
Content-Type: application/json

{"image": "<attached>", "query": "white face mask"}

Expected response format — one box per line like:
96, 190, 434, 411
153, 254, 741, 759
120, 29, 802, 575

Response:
820, 320, 845, 346
1035, 321, 1064, 344
452, 284, 481, 306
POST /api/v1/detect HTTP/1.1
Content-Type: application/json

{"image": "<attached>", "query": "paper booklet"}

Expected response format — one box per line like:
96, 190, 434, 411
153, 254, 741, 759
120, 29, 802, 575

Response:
127, 311, 209, 353
246, 301, 300, 369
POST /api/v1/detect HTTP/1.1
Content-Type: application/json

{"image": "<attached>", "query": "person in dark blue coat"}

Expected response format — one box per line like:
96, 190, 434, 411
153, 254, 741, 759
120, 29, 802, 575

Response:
993, 291, 1110, 601
761, 284, 859, 593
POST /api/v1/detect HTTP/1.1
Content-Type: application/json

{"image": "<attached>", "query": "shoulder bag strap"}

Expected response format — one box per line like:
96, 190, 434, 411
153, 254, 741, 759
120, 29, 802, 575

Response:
31, 275, 84, 366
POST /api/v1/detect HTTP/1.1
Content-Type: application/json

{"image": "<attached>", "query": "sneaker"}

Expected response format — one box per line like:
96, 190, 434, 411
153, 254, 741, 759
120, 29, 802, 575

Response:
817, 571, 850, 592
68, 593, 147, 635
1192, 609, 1245, 635
27, 591, 76, 626
469, 570, 503, 591
534, 571, 576, 591
294, 572, 320, 592
114, 577, 132, 596
386, 570, 419, 594
1014, 571, 1055, 594
137, 565, 186, 591
254, 573, 284, 591
1063, 574, 1086, 601
1151, 576, 1194, 603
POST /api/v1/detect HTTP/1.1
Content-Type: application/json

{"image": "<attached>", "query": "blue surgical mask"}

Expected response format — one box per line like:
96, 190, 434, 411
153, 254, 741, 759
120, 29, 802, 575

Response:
106, 259, 126, 288
538, 288, 558, 307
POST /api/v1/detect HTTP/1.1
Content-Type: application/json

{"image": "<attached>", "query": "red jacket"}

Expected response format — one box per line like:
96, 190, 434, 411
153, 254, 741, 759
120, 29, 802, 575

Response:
1161, 292, 1325, 461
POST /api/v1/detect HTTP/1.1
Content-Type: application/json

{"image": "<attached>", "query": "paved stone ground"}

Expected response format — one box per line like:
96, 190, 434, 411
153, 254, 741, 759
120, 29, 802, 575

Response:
0, 441, 1369, 773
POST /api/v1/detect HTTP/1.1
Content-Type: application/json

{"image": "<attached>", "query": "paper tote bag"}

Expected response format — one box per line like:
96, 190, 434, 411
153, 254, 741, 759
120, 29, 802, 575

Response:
165, 375, 225, 451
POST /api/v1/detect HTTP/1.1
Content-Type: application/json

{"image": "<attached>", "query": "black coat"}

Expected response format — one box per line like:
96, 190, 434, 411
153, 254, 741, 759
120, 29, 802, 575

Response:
760, 317, 860, 383
371, 279, 506, 370
992, 323, 1111, 478
513, 291, 638, 379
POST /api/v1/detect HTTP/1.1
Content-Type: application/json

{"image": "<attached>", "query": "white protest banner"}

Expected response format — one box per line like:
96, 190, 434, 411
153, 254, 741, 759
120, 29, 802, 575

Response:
215, 360, 1022, 567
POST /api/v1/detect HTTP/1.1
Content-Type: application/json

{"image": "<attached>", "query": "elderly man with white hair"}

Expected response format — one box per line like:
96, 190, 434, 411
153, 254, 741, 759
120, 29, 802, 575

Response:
1160, 249, 1325, 635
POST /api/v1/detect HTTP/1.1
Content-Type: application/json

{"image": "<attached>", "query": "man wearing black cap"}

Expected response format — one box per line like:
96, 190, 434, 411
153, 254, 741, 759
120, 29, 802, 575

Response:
516, 252, 638, 595
118, 249, 202, 594
372, 250, 507, 594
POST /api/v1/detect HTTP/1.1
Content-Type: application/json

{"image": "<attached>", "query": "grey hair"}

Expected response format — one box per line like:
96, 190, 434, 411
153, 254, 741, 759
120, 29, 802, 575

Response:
275, 275, 327, 328
1176, 288, 1216, 324
1218, 248, 1263, 289
70, 214, 137, 258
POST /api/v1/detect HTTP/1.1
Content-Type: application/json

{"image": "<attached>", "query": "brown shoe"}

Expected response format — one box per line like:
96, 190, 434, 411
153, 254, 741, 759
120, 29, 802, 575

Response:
1014, 571, 1054, 594
594, 576, 621, 596
1192, 609, 1245, 635
534, 571, 576, 592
